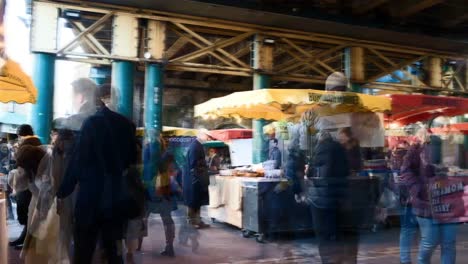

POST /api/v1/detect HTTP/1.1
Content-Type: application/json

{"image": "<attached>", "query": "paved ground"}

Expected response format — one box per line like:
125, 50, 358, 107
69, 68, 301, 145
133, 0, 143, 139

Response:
6, 206, 468, 263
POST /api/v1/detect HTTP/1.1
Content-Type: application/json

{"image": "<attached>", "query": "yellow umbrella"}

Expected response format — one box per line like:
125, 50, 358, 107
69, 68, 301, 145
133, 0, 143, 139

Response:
0, 59, 37, 104
195, 89, 391, 121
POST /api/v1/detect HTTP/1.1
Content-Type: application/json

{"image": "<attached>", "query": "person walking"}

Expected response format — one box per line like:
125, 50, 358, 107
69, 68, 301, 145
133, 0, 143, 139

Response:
307, 130, 357, 264
9, 124, 42, 249
14, 144, 48, 263
400, 128, 457, 264
183, 130, 210, 229
337, 127, 362, 174
57, 79, 138, 264
125, 142, 146, 264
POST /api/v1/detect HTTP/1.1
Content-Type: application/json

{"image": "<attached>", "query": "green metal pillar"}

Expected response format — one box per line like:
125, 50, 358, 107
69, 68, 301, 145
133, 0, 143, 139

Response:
252, 73, 270, 164
143, 63, 164, 198
31, 52, 55, 144
111, 61, 134, 119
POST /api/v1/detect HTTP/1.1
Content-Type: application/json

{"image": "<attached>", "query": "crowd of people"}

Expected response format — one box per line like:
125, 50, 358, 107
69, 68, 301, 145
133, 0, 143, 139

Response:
0, 74, 463, 264
1, 78, 212, 264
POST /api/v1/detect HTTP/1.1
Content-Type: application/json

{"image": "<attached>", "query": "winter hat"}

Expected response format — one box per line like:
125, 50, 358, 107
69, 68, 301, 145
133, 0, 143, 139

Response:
325, 72, 348, 91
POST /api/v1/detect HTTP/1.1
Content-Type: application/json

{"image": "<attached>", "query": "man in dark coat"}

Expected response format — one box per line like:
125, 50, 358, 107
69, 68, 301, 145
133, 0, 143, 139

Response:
57, 83, 137, 264
183, 130, 210, 229
268, 138, 282, 169
308, 130, 357, 264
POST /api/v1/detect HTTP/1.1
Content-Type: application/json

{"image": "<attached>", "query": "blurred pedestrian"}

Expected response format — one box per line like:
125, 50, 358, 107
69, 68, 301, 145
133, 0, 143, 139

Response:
57, 80, 138, 264
9, 124, 42, 249
400, 128, 458, 264
153, 152, 181, 257
125, 142, 146, 264
337, 127, 362, 174
308, 130, 358, 264
183, 130, 210, 229
268, 138, 282, 169
14, 144, 46, 263
388, 141, 417, 264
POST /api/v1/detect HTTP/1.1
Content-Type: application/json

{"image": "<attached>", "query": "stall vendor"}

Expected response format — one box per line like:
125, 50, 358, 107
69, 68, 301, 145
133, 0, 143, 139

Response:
269, 138, 282, 169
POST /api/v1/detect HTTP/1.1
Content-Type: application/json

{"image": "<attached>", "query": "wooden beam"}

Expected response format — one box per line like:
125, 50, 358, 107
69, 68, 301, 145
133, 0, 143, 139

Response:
283, 49, 328, 77
167, 65, 252, 76
70, 21, 110, 55
170, 27, 237, 67
352, 0, 390, 15
165, 37, 189, 59
425, 57, 442, 87
173, 22, 250, 68
170, 31, 256, 63
272, 74, 326, 84
395, 0, 444, 18
281, 38, 336, 74
57, 11, 114, 54
366, 55, 427, 83
367, 48, 397, 67
252, 34, 273, 72
279, 43, 349, 73
165, 77, 247, 91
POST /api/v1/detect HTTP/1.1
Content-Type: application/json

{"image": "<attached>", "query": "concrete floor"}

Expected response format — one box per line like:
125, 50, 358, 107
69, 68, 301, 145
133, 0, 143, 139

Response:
6, 206, 468, 264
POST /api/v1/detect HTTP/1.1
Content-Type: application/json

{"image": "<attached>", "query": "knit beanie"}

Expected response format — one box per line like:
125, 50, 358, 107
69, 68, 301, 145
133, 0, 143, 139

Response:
325, 72, 348, 91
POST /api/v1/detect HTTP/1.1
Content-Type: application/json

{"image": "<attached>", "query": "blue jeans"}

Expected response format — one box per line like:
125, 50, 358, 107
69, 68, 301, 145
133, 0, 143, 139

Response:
416, 217, 457, 264
400, 206, 418, 263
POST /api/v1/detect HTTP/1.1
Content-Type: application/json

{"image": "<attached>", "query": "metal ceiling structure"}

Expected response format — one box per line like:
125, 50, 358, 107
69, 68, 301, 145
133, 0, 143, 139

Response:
31, 0, 468, 94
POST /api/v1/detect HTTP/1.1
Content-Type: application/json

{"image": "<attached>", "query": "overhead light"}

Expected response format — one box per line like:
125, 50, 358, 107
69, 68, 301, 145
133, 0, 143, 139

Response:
62, 9, 81, 20
144, 52, 152, 59
263, 38, 275, 44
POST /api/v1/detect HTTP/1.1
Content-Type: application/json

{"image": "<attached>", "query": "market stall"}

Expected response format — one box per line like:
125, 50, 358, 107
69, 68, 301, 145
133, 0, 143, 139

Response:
385, 94, 468, 223
195, 89, 391, 241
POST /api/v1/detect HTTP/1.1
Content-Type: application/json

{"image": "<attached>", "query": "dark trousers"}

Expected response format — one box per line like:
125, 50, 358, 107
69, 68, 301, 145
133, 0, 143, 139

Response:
311, 205, 360, 264
73, 220, 124, 264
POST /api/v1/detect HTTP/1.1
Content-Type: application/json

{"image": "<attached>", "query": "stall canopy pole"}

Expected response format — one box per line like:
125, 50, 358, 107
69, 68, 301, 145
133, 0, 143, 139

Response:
30, 52, 56, 144
111, 60, 135, 119
143, 63, 164, 196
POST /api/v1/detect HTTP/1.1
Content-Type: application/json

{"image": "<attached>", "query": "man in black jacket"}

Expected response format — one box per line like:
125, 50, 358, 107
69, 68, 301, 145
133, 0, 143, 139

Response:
309, 130, 358, 264
57, 81, 137, 264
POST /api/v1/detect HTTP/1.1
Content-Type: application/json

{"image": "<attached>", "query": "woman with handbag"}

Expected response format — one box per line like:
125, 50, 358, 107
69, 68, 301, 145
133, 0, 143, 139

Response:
150, 151, 181, 257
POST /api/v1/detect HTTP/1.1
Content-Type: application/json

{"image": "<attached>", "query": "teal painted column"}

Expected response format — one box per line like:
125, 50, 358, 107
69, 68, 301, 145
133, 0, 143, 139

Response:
252, 73, 270, 164
143, 63, 164, 199
31, 52, 55, 144
111, 61, 134, 119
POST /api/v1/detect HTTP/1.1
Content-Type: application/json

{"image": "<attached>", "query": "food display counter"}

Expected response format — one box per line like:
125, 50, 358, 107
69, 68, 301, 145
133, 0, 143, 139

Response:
208, 175, 313, 243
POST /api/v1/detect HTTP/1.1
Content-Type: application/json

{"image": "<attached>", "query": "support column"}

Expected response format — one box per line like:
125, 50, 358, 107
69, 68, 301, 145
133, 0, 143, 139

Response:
142, 20, 166, 197
253, 74, 271, 164
252, 34, 273, 164
344, 47, 365, 93
143, 63, 164, 195
31, 52, 55, 144
111, 61, 134, 119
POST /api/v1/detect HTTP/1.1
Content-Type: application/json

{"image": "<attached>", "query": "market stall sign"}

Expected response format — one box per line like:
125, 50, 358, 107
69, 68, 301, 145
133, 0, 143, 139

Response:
429, 176, 468, 223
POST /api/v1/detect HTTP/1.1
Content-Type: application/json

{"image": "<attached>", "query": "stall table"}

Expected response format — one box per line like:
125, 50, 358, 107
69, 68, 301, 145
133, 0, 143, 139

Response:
208, 175, 313, 242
